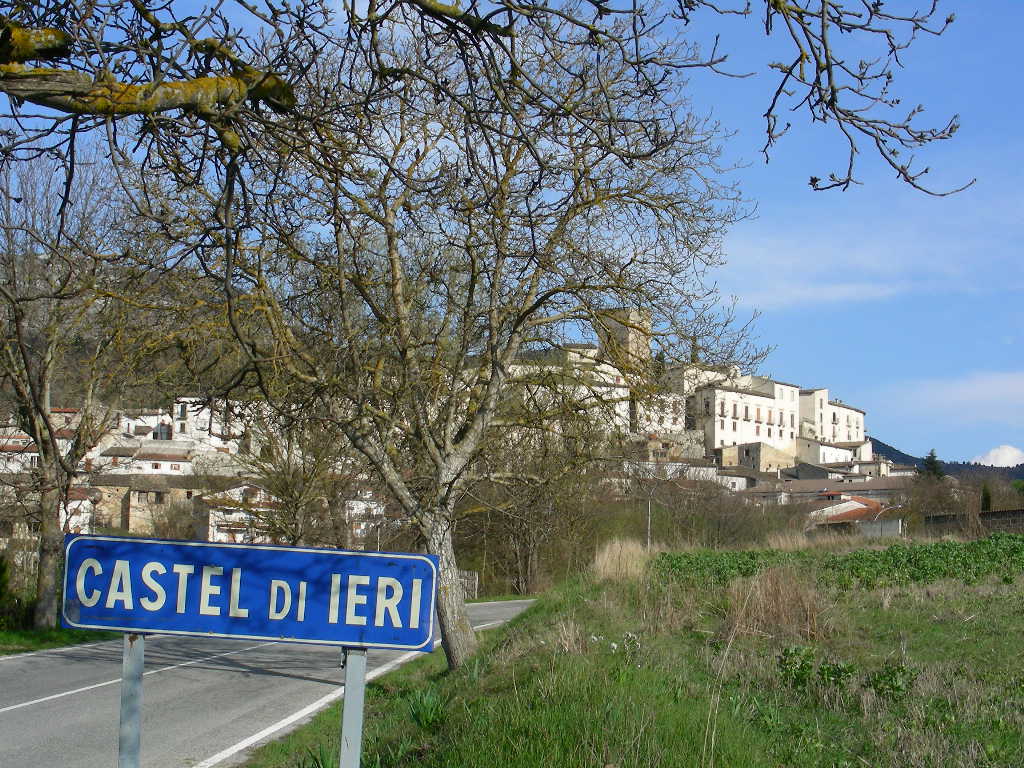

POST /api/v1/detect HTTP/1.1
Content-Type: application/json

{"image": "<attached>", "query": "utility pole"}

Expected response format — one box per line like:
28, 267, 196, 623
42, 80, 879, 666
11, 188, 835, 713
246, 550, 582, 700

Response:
646, 495, 652, 550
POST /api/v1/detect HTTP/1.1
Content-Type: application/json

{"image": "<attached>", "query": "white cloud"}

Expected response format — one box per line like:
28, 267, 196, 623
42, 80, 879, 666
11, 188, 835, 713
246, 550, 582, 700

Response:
717, 189, 1024, 311
882, 371, 1024, 429
971, 445, 1024, 467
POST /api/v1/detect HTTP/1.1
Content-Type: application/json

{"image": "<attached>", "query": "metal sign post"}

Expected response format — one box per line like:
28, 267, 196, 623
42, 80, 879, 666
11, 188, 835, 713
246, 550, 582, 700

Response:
339, 647, 368, 768
118, 633, 144, 768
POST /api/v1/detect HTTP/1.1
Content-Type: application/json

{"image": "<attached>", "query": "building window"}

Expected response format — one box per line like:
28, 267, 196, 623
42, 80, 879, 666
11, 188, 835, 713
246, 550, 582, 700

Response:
790, 414, 795, 428
732, 403, 738, 418
152, 463, 161, 470
153, 491, 166, 505
719, 419, 724, 430
703, 399, 710, 415
756, 407, 761, 422
111, 456, 119, 467
178, 422, 187, 434
755, 425, 760, 436
186, 491, 193, 499
732, 421, 737, 431
768, 428, 772, 438
29, 455, 38, 468
178, 403, 187, 419
64, 416, 72, 425
136, 491, 147, 503
171, 463, 181, 471
719, 402, 725, 416
744, 406, 749, 420
790, 431, 794, 439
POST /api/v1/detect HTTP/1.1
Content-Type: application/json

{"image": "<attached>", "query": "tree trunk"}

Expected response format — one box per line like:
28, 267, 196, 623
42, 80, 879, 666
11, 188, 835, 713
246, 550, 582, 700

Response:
33, 485, 63, 628
425, 517, 478, 669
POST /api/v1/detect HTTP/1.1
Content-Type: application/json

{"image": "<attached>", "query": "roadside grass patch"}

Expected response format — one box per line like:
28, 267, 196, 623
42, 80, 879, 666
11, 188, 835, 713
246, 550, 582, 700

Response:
0, 627, 117, 655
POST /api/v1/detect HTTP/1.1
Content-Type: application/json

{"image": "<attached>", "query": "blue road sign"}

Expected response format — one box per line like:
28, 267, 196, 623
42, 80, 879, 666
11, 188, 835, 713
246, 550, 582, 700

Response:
62, 535, 438, 651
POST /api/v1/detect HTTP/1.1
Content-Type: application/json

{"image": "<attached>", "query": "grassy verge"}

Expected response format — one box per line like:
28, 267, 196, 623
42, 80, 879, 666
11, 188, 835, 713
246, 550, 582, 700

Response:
242, 536, 1024, 768
0, 627, 118, 656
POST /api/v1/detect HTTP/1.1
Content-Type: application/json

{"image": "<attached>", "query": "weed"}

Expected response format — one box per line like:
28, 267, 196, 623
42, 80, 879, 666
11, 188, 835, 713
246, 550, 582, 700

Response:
866, 662, 919, 701
293, 745, 333, 768
406, 687, 448, 731
777, 645, 816, 691
817, 660, 857, 689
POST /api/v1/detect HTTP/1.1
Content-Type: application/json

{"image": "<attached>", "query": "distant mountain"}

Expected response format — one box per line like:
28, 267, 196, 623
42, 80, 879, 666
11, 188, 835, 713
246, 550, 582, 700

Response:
869, 437, 1024, 481
870, 437, 922, 468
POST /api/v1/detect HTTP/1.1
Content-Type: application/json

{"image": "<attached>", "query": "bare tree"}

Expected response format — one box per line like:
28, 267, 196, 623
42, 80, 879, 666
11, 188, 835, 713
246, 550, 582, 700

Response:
230, 409, 366, 547
161, 18, 767, 668
0, 155, 139, 627
0, 0, 970, 656
0, 2, 967, 193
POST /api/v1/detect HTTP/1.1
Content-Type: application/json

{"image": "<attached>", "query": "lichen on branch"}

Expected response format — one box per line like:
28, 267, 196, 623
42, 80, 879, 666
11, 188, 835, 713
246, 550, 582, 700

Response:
0, 21, 71, 63
0, 20, 294, 120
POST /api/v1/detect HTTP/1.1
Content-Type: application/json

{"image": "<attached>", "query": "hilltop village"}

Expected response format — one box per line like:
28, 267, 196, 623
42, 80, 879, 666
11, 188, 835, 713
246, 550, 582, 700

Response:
0, 312, 916, 548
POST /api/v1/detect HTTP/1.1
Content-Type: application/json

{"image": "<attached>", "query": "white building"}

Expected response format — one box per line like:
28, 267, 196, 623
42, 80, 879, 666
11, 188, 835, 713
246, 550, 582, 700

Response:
798, 388, 867, 445
690, 376, 801, 456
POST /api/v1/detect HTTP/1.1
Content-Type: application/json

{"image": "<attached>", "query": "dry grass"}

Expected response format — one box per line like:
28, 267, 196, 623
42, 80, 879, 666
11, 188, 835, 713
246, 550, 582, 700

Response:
592, 538, 661, 581
554, 617, 588, 654
762, 530, 810, 551
764, 530, 870, 553
721, 566, 835, 642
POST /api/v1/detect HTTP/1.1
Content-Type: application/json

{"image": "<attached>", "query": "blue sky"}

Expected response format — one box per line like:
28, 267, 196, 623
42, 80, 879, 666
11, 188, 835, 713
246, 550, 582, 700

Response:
681, 2, 1023, 464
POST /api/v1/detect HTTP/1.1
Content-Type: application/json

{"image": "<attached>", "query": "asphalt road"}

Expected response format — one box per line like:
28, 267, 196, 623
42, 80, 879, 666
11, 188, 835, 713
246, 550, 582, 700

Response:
0, 599, 532, 768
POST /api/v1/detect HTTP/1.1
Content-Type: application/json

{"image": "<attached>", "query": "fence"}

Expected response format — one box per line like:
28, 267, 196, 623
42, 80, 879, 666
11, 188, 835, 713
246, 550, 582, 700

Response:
459, 570, 479, 601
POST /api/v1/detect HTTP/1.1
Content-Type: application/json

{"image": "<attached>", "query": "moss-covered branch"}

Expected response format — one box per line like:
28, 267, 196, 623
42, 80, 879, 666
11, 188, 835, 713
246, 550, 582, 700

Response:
0, 20, 294, 118
0, 21, 71, 64
0, 64, 294, 116
402, 0, 513, 36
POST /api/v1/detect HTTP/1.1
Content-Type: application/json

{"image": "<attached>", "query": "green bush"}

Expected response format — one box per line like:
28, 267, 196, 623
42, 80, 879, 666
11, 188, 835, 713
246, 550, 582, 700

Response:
0, 554, 34, 630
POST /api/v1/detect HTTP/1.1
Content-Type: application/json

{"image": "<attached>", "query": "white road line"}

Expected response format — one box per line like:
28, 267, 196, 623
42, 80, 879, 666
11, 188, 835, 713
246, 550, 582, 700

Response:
0, 641, 275, 715
194, 618, 512, 768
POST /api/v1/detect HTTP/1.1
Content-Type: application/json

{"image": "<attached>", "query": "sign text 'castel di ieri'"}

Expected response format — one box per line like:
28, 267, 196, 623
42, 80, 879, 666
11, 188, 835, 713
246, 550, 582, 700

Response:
62, 535, 438, 651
